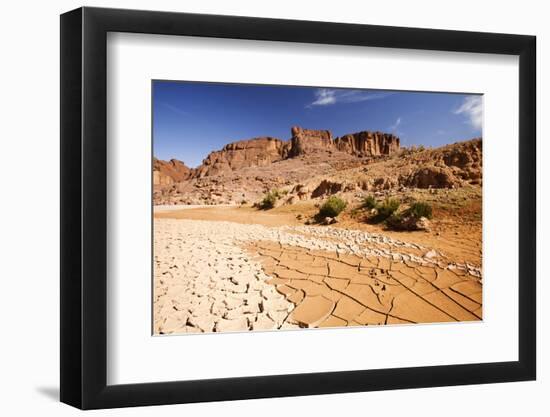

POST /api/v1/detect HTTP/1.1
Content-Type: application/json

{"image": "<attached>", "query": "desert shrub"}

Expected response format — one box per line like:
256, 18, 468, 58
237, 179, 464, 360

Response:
318, 196, 347, 218
408, 201, 433, 219
385, 212, 404, 229
362, 195, 377, 210
376, 198, 400, 220
258, 191, 279, 210
268, 189, 288, 199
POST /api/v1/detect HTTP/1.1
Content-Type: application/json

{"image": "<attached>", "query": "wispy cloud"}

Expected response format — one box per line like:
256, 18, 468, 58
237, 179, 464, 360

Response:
389, 117, 402, 132
160, 101, 189, 117
454, 96, 483, 130
308, 88, 393, 107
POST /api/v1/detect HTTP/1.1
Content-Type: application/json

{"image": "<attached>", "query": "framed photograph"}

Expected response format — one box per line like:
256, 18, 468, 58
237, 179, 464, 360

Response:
60, 6, 536, 409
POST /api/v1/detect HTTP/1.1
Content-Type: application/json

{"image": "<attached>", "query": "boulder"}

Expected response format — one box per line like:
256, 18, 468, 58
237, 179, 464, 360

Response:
387, 214, 431, 231
403, 165, 462, 189
311, 180, 344, 198
291, 183, 310, 200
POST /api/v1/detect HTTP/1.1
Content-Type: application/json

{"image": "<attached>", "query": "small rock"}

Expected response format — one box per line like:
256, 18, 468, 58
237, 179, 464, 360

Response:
416, 216, 431, 231
424, 249, 439, 259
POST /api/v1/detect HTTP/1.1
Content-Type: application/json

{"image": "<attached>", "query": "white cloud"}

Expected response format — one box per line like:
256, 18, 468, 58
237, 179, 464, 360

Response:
389, 117, 402, 132
308, 88, 393, 107
310, 89, 337, 106
454, 96, 483, 130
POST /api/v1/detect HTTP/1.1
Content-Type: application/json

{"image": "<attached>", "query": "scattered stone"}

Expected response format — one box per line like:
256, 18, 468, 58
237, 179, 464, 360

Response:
424, 249, 439, 259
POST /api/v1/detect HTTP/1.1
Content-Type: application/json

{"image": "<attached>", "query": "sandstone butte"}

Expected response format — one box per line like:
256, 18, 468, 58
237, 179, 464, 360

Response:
153, 126, 401, 184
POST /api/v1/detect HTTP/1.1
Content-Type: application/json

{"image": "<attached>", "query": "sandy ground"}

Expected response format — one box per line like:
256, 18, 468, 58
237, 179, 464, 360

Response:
154, 206, 482, 334
155, 205, 303, 227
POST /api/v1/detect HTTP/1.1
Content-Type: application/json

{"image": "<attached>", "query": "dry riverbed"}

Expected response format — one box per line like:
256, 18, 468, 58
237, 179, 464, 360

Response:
154, 206, 482, 335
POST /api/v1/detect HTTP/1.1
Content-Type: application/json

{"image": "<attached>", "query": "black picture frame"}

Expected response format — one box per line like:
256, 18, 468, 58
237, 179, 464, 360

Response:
60, 6, 536, 410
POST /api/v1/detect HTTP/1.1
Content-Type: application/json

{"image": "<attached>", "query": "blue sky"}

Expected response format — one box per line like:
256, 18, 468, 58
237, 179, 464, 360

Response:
153, 81, 482, 168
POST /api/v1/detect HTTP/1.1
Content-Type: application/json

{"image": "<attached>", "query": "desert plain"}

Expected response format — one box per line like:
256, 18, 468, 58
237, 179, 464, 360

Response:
153, 127, 483, 334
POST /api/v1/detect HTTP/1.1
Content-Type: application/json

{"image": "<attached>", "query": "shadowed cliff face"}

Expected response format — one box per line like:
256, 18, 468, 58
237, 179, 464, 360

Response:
155, 126, 402, 181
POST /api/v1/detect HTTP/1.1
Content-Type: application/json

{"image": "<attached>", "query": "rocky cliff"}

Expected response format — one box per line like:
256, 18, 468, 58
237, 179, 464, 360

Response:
193, 137, 288, 178
288, 126, 333, 157
153, 136, 481, 206
334, 131, 400, 157
181, 126, 401, 178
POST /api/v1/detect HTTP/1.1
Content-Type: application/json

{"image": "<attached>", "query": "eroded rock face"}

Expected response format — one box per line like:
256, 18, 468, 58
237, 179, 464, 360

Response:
441, 138, 482, 181
334, 131, 400, 157
404, 165, 462, 189
288, 126, 333, 157
153, 158, 192, 185
194, 137, 288, 178
184, 126, 401, 179
311, 180, 344, 198
288, 127, 400, 158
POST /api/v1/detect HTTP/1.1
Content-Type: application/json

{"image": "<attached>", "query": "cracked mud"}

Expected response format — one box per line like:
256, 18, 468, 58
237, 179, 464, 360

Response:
154, 217, 482, 334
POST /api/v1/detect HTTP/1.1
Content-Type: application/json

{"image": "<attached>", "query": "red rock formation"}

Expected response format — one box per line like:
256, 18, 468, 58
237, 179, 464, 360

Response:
153, 158, 192, 185
334, 131, 400, 157
288, 126, 400, 158
194, 137, 287, 178
179, 126, 401, 179
403, 165, 462, 189
288, 126, 333, 157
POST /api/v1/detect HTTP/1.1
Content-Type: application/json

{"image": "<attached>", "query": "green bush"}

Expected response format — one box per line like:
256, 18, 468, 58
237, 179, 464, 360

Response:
318, 196, 347, 218
362, 195, 377, 210
258, 191, 279, 210
408, 201, 433, 219
376, 198, 400, 220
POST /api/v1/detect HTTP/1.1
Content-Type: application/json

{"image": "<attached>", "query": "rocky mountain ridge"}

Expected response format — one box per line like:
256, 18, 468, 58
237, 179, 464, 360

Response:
155, 126, 401, 182
154, 130, 481, 207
